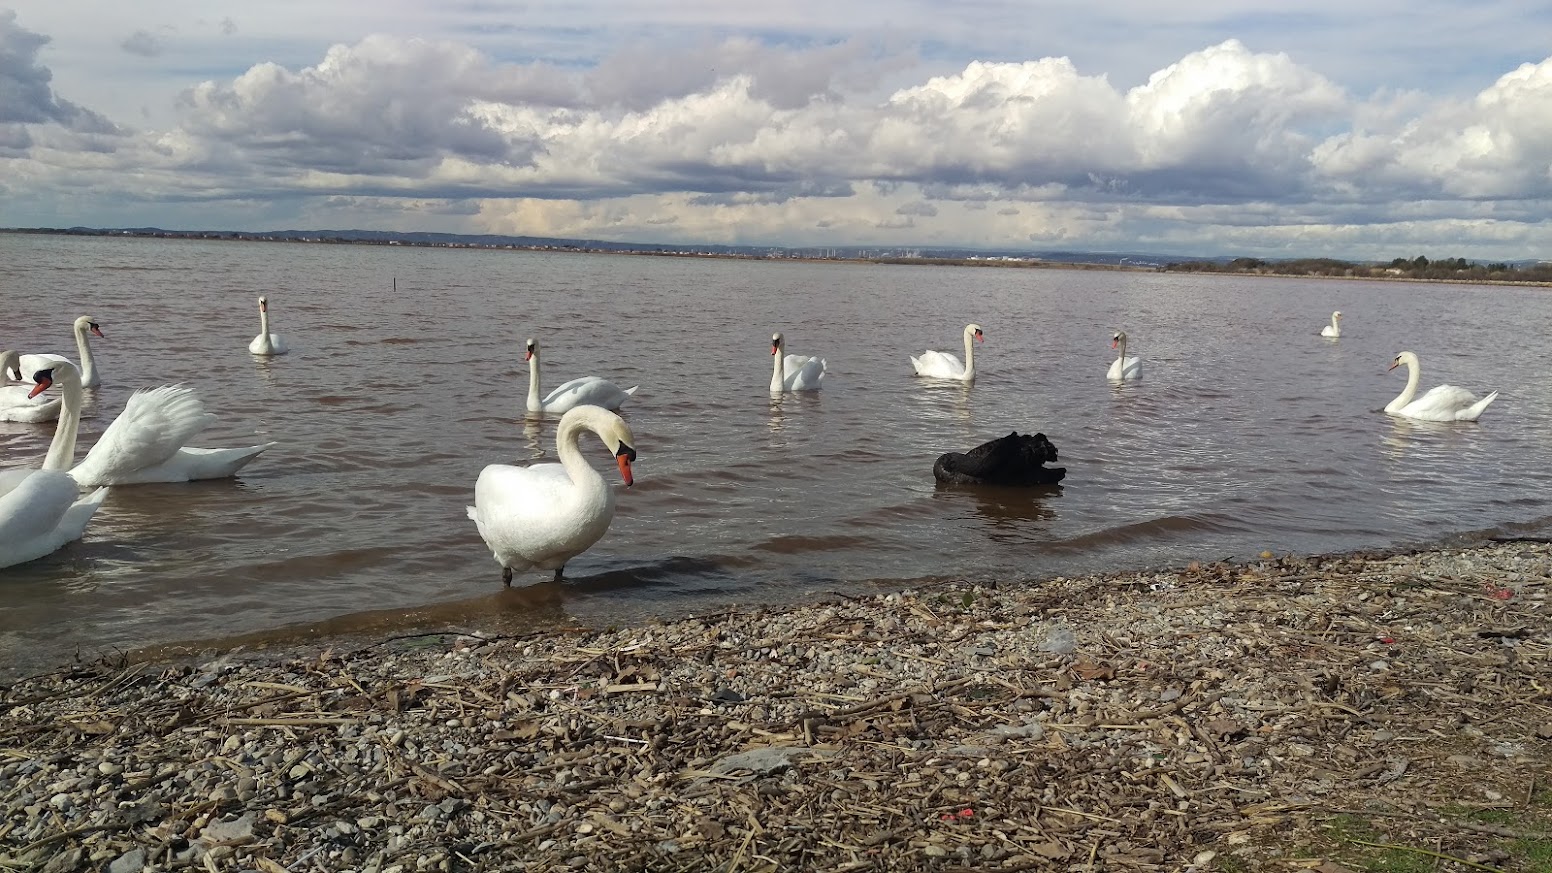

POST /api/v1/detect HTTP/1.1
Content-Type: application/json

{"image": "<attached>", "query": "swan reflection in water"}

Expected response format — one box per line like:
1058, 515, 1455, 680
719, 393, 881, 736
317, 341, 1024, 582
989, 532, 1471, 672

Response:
521, 415, 549, 459
931, 482, 1063, 544
908, 379, 974, 428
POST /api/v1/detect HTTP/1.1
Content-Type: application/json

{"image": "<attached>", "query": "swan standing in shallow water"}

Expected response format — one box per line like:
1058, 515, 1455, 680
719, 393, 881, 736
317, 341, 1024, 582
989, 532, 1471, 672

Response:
770, 333, 826, 392
249, 296, 289, 356
0, 361, 108, 569
27, 363, 274, 486
0, 350, 61, 423
468, 405, 637, 585
910, 323, 983, 381
525, 338, 637, 414
23, 315, 105, 389
1321, 311, 1343, 337
1106, 331, 1142, 381
1385, 351, 1498, 422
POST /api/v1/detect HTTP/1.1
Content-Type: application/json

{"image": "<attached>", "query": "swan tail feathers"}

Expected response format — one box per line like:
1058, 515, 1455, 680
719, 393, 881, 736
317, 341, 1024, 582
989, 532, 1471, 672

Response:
623, 385, 639, 396
1461, 391, 1499, 421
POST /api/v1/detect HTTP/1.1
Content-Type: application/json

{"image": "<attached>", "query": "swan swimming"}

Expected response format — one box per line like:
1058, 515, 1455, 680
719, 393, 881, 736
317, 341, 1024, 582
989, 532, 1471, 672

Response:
249, 296, 290, 356
0, 360, 108, 569
468, 404, 637, 585
1107, 331, 1142, 381
524, 338, 637, 414
27, 363, 273, 486
770, 333, 826, 392
910, 323, 983, 381
1385, 351, 1498, 422
1321, 311, 1342, 338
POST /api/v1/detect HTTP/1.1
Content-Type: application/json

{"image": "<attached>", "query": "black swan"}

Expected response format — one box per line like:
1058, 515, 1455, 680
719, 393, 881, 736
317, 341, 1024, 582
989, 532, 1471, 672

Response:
933, 431, 1067, 486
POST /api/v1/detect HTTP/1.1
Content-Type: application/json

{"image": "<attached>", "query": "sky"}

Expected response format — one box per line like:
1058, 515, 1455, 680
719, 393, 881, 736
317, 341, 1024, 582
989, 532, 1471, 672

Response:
2, 2, 1551, 259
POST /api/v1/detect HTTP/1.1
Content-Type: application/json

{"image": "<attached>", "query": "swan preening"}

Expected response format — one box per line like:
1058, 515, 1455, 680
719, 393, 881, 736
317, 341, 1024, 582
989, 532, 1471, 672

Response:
249, 296, 290, 356
525, 338, 637, 414
28, 362, 273, 486
0, 361, 108, 569
934, 431, 1066, 486
1385, 351, 1498, 422
1321, 311, 1343, 338
770, 333, 826, 392
1107, 331, 1142, 381
910, 323, 983, 381
0, 350, 61, 423
468, 404, 637, 585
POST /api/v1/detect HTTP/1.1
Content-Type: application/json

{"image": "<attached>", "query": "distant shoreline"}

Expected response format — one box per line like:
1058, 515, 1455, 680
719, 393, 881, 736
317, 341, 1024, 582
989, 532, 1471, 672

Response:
5, 226, 1548, 286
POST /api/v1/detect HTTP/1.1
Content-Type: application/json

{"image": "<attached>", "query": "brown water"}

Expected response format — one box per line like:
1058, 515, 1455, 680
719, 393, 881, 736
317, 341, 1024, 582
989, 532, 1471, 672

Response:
3, 234, 1551, 679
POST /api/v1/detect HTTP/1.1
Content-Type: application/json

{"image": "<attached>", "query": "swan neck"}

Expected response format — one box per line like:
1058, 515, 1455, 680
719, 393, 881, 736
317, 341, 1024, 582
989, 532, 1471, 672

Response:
770, 347, 784, 392
526, 351, 541, 411
962, 328, 976, 378
75, 321, 96, 385
43, 371, 83, 471
258, 306, 272, 347
1117, 335, 1127, 362
1388, 359, 1421, 412
555, 412, 607, 490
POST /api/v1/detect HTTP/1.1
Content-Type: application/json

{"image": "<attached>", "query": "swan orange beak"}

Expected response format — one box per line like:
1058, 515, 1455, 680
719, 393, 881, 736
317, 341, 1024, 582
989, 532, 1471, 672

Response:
975, 330, 984, 343
1110, 339, 1119, 349
771, 343, 779, 356
90, 325, 104, 338
1387, 361, 1400, 371
616, 453, 634, 486
525, 349, 534, 361
27, 374, 52, 398
259, 301, 267, 313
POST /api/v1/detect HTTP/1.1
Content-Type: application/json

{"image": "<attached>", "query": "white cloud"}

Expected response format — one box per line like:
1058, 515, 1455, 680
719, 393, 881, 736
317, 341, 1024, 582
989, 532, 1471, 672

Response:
3, 5, 1552, 258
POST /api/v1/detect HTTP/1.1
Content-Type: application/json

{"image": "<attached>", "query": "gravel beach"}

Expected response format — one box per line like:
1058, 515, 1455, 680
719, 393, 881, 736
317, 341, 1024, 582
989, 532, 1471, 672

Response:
3, 541, 1549, 872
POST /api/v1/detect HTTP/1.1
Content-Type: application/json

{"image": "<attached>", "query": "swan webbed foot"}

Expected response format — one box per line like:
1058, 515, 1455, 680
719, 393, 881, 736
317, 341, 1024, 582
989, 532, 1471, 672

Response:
502, 567, 513, 587
552, 566, 565, 584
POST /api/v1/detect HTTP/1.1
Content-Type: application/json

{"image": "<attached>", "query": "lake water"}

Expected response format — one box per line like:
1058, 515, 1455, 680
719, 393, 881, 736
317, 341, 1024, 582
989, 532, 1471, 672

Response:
2, 233, 1549, 679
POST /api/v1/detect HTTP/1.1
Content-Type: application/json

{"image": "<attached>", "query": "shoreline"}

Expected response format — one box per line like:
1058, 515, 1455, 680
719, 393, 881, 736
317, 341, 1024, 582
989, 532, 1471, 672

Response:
3, 540, 1549, 871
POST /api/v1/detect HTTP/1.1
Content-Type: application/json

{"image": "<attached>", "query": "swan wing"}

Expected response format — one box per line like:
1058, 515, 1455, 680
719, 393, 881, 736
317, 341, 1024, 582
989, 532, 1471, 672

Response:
71, 385, 217, 484
0, 471, 102, 569
784, 355, 826, 391
1107, 356, 1142, 380
540, 377, 636, 412
911, 350, 964, 378
0, 385, 61, 422
1402, 385, 1498, 422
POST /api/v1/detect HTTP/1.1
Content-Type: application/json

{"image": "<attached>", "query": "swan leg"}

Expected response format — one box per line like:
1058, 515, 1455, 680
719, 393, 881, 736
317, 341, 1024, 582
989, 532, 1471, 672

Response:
502, 566, 513, 587
552, 566, 564, 584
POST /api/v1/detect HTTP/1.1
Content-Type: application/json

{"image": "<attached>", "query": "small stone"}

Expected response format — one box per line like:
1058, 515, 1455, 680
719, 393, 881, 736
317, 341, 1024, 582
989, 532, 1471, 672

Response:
108, 848, 147, 873
925, 845, 948, 857
98, 762, 123, 776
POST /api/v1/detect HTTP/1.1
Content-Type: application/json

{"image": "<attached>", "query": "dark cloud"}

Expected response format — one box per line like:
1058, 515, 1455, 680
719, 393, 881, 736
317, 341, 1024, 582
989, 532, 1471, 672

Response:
895, 200, 938, 216
121, 30, 164, 58
0, 11, 119, 134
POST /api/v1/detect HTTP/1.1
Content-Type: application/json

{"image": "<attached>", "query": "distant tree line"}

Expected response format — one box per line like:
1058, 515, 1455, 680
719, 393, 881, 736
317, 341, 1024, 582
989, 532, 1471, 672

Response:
1163, 255, 1552, 283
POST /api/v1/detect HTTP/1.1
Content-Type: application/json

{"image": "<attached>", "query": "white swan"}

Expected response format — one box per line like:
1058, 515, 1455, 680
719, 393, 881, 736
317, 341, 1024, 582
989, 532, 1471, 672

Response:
248, 296, 289, 356
467, 404, 637, 585
770, 333, 826, 392
0, 350, 61, 423
1321, 310, 1342, 338
0, 361, 108, 570
524, 338, 637, 414
1107, 331, 1142, 381
26, 362, 274, 486
23, 315, 105, 389
910, 323, 983, 381
1385, 351, 1498, 422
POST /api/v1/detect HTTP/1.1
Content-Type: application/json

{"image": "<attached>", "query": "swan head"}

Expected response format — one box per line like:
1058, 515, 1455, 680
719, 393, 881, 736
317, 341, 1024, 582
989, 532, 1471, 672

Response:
771, 333, 783, 355
74, 315, 104, 338
1111, 331, 1126, 349
1332, 311, 1342, 320
258, 295, 269, 312
601, 418, 638, 487
25, 360, 79, 398
968, 324, 984, 343
1389, 351, 1418, 372
525, 338, 538, 362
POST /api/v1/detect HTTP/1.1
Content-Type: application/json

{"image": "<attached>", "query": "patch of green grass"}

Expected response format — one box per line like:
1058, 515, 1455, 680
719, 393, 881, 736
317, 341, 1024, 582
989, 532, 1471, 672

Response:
1361, 848, 1435, 873
1511, 838, 1552, 873
1208, 855, 1251, 873
1327, 813, 1378, 840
